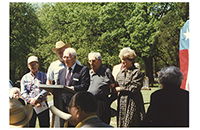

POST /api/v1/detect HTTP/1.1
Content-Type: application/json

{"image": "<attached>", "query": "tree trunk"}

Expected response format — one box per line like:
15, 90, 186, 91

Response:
143, 56, 154, 86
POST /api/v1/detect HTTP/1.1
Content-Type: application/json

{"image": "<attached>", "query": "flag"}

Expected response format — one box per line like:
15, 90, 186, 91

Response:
179, 20, 189, 91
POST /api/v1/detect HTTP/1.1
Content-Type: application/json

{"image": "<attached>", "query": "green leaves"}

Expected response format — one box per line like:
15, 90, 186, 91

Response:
10, 2, 45, 82
10, 2, 189, 85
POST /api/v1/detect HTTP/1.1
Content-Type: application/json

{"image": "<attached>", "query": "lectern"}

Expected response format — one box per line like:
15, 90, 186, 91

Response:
39, 84, 76, 127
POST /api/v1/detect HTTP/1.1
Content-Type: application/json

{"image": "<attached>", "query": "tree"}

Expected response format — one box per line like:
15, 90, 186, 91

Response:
123, 2, 174, 86
156, 2, 189, 69
10, 2, 45, 84
28, 2, 189, 86
32, 2, 104, 69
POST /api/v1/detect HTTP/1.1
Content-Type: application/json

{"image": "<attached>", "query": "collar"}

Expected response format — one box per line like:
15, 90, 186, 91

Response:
58, 60, 67, 67
122, 65, 135, 73
90, 65, 103, 75
69, 63, 76, 71
29, 71, 39, 77
75, 115, 98, 128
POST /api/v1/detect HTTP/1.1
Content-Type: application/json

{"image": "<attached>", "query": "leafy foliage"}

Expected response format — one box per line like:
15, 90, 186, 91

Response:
10, 2, 46, 82
10, 2, 189, 85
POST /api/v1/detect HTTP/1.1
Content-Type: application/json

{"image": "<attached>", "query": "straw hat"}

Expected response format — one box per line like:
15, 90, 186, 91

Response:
9, 98, 33, 128
52, 41, 71, 53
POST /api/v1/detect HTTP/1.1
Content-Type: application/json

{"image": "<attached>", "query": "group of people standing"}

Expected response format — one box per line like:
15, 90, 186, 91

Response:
9, 41, 189, 128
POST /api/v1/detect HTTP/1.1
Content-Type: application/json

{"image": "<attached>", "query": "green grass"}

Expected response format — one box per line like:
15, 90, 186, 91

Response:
35, 86, 160, 128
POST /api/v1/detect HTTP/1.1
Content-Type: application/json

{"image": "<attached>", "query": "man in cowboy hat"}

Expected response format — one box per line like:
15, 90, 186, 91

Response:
9, 98, 33, 128
46, 41, 81, 85
20, 56, 50, 127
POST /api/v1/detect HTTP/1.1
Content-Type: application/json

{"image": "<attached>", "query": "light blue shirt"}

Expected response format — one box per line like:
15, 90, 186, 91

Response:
47, 60, 81, 84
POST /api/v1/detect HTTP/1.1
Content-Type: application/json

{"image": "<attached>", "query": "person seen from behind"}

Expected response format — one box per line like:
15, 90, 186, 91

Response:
68, 91, 113, 128
142, 66, 189, 127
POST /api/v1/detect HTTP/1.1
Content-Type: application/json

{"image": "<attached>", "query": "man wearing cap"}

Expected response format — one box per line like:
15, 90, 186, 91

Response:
46, 41, 81, 85
20, 56, 50, 127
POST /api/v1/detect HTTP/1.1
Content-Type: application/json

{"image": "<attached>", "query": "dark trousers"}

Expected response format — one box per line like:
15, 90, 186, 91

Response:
29, 102, 50, 127
97, 98, 111, 125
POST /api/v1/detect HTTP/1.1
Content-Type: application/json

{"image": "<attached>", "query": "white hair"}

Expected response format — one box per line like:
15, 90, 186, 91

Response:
63, 48, 77, 57
9, 87, 20, 98
88, 52, 102, 60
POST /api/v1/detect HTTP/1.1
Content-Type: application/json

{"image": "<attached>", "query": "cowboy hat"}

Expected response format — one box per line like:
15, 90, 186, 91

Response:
49, 106, 72, 121
52, 41, 71, 53
9, 98, 33, 128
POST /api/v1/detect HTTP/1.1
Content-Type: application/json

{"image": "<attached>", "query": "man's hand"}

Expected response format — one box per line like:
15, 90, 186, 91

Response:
29, 98, 41, 106
29, 98, 37, 106
67, 86, 74, 90
46, 79, 52, 85
35, 103, 41, 108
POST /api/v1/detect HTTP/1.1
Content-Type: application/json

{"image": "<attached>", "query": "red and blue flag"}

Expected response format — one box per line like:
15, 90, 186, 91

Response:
179, 20, 189, 91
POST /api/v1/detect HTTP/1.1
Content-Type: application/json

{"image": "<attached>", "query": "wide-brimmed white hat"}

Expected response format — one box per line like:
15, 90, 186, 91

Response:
27, 56, 38, 64
9, 98, 33, 128
52, 41, 71, 53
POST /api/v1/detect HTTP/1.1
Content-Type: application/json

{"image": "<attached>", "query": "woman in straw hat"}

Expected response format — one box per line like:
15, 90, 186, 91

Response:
9, 98, 33, 128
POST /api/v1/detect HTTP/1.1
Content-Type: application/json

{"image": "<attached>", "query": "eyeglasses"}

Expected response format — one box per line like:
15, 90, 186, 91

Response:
29, 63, 38, 66
63, 55, 73, 60
66, 106, 76, 112
88, 59, 98, 63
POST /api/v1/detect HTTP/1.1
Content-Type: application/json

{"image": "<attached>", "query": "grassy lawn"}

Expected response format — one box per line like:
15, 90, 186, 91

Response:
35, 86, 160, 128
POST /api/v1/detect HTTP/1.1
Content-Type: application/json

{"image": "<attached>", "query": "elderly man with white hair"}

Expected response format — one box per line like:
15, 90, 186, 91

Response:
87, 52, 117, 125
56, 48, 90, 127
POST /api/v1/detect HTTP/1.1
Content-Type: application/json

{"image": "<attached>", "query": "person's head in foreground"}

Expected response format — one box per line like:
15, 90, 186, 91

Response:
68, 91, 98, 126
158, 66, 183, 89
68, 91, 113, 127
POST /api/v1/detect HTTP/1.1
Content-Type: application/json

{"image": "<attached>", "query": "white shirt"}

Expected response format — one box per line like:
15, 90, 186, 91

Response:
47, 60, 81, 84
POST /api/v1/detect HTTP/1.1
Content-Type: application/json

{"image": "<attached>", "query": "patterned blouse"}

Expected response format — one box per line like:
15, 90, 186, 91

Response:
116, 65, 145, 127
